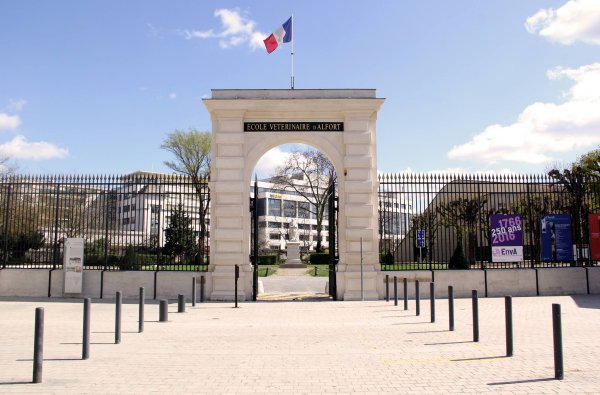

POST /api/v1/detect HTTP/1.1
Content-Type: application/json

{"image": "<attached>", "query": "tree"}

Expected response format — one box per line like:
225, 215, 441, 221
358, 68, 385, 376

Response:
272, 148, 335, 253
436, 195, 487, 266
163, 203, 197, 262
511, 194, 561, 263
548, 147, 600, 262
161, 129, 211, 261
410, 210, 439, 262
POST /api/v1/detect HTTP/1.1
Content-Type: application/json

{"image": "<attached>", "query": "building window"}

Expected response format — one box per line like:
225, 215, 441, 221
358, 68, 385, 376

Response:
122, 218, 129, 225
268, 222, 281, 229
283, 200, 297, 218
269, 233, 280, 240
268, 198, 281, 216
298, 202, 310, 218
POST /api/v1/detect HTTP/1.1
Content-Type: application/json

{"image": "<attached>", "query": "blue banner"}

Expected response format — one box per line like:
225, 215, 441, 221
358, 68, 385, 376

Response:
541, 214, 573, 262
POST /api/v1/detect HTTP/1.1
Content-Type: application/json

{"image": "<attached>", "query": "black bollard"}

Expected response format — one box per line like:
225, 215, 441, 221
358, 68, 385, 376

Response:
552, 304, 564, 380
472, 290, 479, 342
430, 282, 436, 323
505, 296, 513, 357
33, 307, 44, 383
385, 274, 390, 302
139, 287, 145, 333
159, 299, 168, 322
115, 291, 122, 344
234, 265, 239, 308
192, 277, 197, 307
403, 278, 408, 310
393, 276, 398, 306
178, 294, 185, 313
82, 298, 91, 360
200, 276, 205, 303
448, 286, 455, 331
415, 280, 420, 316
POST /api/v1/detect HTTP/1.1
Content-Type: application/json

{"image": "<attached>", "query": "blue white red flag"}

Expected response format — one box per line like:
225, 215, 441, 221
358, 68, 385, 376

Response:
263, 17, 292, 54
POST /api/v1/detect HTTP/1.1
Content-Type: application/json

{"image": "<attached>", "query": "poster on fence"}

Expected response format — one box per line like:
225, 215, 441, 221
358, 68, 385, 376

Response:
541, 214, 573, 262
490, 214, 523, 262
590, 213, 600, 261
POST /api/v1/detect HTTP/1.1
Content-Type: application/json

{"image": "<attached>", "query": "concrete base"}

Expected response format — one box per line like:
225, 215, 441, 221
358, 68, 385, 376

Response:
280, 242, 306, 268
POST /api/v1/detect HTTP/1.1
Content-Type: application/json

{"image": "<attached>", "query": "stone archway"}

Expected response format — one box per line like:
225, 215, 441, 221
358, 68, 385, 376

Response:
203, 89, 384, 301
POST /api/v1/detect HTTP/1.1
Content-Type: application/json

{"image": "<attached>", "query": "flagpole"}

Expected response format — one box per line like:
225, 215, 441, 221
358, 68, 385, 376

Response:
291, 14, 294, 90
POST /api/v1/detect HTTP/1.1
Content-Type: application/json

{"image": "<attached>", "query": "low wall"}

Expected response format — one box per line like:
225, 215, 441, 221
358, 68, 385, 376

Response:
0, 267, 597, 300
588, 267, 600, 294
486, 269, 537, 297
378, 267, 596, 300
537, 268, 587, 296
0, 269, 209, 301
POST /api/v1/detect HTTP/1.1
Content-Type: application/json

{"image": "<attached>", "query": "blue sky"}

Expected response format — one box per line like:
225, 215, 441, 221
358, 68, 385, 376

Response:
0, 0, 599, 176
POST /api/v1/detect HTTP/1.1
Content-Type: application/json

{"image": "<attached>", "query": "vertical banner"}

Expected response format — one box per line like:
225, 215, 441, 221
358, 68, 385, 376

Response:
541, 214, 573, 262
590, 213, 600, 261
490, 214, 523, 262
63, 238, 84, 294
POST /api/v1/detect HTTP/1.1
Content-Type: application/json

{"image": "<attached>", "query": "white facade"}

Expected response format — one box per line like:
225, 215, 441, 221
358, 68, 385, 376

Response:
205, 89, 385, 301
254, 178, 330, 252
114, 172, 207, 248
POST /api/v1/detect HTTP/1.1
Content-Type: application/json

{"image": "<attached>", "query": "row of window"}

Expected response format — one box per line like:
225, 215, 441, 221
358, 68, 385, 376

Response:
261, 221, 328, 231
269, 233, 327, 242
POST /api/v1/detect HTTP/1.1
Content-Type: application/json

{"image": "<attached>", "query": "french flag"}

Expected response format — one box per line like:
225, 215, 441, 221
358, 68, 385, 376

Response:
263, 17, 292, 54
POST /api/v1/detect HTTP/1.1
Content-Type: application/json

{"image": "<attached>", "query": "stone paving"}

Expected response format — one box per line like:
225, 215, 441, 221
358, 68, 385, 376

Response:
1, 294, 599, 394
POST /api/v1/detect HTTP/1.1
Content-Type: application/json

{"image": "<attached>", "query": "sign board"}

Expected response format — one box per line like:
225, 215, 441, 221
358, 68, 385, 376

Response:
541, 214, 573, 262
416, 229, 426, 248
490, 214, 523, 262
590, 213, 600, 261
244, 122, 344, 132
63, 238, 84, 294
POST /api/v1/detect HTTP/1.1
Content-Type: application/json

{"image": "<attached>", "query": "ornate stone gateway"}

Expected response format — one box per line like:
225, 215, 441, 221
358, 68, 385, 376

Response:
203, 89, 384, 301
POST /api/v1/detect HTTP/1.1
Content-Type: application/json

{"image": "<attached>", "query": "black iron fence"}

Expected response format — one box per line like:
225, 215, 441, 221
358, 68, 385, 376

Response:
0, 173, 210, 271
378, 173, 600, 270
4, 172, 600, 272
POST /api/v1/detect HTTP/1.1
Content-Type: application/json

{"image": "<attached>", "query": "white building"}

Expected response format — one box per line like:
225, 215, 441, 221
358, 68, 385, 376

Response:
253, 177, 331, 253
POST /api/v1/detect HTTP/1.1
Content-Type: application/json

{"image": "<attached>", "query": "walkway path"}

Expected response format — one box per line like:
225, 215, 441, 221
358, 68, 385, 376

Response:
258, 268, 329, 300
1, 295, 599, 393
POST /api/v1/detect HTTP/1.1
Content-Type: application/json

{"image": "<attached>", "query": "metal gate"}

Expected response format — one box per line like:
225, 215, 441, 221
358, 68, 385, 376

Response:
251, 178, 259, 301
327, 183, 338, 300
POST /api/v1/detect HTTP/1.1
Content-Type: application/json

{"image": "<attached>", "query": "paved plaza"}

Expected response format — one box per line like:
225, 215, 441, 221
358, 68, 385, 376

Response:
1, 294, 599, 394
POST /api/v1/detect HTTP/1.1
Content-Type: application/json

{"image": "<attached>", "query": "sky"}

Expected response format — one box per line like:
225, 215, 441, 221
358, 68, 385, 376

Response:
0, 0, 599, 177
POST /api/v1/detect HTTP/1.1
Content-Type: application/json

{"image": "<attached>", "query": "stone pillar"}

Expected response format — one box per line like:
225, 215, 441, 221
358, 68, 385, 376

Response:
208, 112, 252, 301
338, 113, 380, 300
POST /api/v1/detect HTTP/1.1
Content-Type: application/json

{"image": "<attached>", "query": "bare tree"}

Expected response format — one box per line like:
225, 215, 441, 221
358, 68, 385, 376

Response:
161, 129, 211, 261
436, 195, 487, 265
272, 148, 335, 253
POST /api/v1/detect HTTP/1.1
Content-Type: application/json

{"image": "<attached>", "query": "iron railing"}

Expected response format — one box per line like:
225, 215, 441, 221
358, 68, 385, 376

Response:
4, 172, 599, 272
0, 173, 210, 271
378, 173, 600, 270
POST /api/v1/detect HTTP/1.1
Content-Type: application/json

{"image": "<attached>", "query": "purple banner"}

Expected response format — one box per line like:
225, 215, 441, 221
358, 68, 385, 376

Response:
490, 214, 523, 262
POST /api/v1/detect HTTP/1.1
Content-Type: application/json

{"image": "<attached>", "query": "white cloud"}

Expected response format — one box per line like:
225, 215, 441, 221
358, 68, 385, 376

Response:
0, 113, 21, 130
184, 8, 267, 50
0, 135, 68, 160
525, 0, 600, 45
6, 99, 27, 112
448, 63, 600, 164
168, 92, 177, 100
254, 146, 292, 178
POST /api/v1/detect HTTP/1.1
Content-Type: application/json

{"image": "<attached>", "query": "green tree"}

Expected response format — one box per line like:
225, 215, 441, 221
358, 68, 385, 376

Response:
163, 203, 197, 262
273, 148, 335, 253
161, 129, 210, 261
548, 147, 600, 262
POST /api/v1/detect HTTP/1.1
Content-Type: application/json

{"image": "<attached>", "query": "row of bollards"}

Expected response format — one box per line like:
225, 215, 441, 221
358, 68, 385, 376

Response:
31, 275, 206, 383
384, 276, 564, 380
